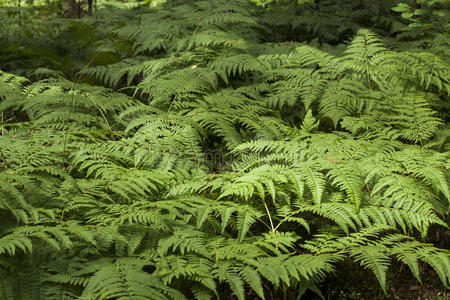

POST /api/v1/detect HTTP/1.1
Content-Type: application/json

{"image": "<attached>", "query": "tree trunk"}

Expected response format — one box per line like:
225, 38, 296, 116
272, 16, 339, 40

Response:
88, 0, 93, 15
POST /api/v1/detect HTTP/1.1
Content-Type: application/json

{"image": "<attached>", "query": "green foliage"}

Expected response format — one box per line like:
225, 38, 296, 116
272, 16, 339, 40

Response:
0, 0, 449, 299
392, 0, 449, 58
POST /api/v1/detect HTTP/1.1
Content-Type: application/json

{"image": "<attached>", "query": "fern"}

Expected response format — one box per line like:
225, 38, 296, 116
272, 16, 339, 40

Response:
0, 0, 449, 298
80, 258, 186, 300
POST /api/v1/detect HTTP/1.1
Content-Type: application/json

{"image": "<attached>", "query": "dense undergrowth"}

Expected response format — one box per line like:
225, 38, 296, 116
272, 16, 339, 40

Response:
0, 0, 449, 299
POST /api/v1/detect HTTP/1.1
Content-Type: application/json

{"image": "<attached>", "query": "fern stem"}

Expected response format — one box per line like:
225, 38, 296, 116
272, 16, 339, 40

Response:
239, 160, 259, 174
274, 210, 300, 232
87, 94, 112, 131
167, 92, 178, 115
79, 51, 103, 80
263, 198, 276, 234
256, 216, 272, 231
63, 81, 77, 156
